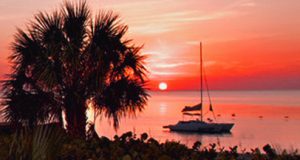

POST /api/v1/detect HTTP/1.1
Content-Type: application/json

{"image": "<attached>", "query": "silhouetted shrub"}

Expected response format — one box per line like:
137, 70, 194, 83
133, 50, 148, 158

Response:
1, 130, 300, 159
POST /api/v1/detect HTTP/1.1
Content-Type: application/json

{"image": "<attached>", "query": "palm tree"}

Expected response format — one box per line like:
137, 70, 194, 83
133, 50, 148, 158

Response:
1, 1, 148, 137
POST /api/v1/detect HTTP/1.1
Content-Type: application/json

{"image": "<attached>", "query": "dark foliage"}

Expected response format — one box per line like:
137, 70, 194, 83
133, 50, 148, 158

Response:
1, 0, 148, 137
0, 130, 299, 160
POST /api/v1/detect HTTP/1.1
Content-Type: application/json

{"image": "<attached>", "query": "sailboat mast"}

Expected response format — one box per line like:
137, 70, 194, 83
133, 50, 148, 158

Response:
200, 42, 203, 122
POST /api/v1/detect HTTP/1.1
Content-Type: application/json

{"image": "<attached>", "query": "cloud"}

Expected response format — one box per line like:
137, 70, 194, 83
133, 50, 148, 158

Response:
128, 10, 236, 35
154, 62, 198, 68
130, 24, 175, 34
129, 10, 235, 24
151, 61, 215, 69
204, 61, 217, 67
102, 0, 171, 10
240, 2, 256, 7
150, 71, 185, 76
222, 0, 256, 9
102, 0, 242, 35
186, 41, 200, 46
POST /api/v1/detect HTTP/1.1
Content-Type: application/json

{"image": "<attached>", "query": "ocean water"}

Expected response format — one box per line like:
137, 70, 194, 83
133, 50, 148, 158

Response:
1, 90, 299, 150
95, 90, 300, 150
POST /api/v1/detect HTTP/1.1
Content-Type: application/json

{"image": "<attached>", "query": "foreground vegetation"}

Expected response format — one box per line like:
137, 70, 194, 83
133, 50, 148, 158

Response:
0, 125, 299, 160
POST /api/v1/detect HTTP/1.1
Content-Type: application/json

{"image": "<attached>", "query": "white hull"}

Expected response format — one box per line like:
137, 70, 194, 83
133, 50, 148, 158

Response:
163, 120, 234, 133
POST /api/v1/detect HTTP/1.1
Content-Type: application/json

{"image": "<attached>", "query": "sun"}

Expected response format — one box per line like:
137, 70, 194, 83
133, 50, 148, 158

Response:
158, 82, 168, 91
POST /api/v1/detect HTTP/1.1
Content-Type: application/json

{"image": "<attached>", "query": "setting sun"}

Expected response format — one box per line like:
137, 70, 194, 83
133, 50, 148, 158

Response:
158, 82, 168, 91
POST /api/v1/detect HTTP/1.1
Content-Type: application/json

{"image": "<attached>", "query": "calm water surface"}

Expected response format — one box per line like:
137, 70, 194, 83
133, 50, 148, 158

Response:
95, 90, 300, 150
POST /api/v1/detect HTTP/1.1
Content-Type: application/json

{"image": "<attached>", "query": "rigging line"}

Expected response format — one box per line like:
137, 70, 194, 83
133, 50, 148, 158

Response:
200, 42, 203, 122
203, 66, 217, 121
204, 110, 210, 115
203, 110, 214, 118
203, 67, 212, 105
203, 108, 217, 123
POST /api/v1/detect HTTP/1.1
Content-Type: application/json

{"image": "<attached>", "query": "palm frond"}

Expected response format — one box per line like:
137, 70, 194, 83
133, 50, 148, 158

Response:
112, 45, 148, 82
95, 77, 149, 129
1, 73, 59, 127
62, 0, 90, 48
10, 28, 42, 72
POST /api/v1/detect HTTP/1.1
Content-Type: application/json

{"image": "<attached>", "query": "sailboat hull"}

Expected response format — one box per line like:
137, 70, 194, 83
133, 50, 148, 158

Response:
163, 121, 234, 133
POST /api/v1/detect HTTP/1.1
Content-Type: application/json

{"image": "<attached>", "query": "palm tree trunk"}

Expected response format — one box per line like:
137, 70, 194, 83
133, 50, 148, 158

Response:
64, 92, 87, 137
57, 107, 64, 129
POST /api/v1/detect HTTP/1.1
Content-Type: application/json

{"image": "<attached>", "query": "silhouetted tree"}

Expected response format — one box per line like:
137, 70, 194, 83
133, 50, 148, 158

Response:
1, 1, 148, 137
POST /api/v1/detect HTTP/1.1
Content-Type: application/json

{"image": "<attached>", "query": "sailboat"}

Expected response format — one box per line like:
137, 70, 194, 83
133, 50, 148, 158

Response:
163, 42, 234, 133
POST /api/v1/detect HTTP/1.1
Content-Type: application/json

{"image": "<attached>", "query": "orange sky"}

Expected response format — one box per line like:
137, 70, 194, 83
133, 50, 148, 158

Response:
1, 0, 300, 91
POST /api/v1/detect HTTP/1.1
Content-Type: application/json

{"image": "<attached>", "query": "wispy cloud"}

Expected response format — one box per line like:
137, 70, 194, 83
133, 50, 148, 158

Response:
102, 0, 243, 35
240, 2, 256, 7
128, 10, 236, 35
222, 0, 256, 9
185, 41, 200, 46
150, 71, 186, 76
154, 62, 198, 68
102, 0, 171, 10
129, 10, 235, 24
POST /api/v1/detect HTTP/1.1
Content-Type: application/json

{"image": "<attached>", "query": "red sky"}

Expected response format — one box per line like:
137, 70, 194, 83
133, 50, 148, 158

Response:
1, 0, 300, 91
